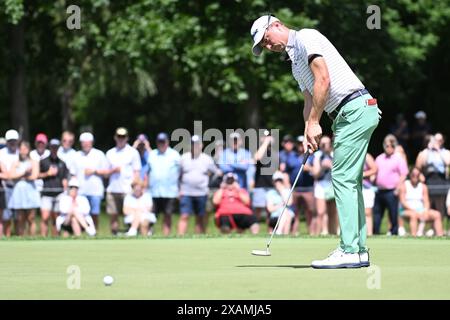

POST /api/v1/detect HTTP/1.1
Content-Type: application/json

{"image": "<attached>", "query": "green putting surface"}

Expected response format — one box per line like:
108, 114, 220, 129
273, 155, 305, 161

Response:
1, 236, 449, 299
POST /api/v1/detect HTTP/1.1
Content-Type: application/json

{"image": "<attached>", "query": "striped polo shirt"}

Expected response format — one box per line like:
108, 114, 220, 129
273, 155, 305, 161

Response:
285, 29, 364, 113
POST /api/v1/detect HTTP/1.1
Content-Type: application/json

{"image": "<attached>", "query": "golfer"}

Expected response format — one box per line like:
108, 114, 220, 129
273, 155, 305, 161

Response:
250, 15, 381, 268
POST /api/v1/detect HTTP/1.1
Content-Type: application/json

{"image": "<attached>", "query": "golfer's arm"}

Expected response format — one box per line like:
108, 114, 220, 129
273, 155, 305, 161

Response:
308, 57, 330, 123
303, 90, 313, 131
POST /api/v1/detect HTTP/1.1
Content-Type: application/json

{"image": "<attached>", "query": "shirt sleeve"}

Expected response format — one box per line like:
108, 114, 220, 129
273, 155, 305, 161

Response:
132, 149, 142, 171
123, 194, 133, 208
78, 196, 91, 215
300, 29, 324, 62
398, 156, 409, 177
59, 196, 71, 214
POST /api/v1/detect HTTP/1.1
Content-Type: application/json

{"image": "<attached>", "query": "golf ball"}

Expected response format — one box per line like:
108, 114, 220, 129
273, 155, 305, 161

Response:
103, 275, 114, 286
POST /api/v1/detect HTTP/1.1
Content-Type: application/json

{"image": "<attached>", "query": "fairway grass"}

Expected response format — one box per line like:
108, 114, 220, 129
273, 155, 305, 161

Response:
1, 236, 449, 299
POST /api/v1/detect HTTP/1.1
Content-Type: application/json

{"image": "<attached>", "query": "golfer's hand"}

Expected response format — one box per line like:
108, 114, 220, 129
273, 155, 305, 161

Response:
305, 121, 322, 151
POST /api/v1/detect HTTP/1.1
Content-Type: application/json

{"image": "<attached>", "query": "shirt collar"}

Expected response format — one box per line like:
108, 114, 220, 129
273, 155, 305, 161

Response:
285, 29, 296, 62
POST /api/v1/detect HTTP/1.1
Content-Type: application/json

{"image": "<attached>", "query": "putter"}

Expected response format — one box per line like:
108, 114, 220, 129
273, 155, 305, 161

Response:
251, 149, 311, 256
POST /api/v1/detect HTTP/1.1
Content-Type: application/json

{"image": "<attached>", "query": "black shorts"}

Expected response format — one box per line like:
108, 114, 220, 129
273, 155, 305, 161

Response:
269, 217, 278, 229
153, 198, 177, 215
0, 191, 6, 210
217, 214, 257, 230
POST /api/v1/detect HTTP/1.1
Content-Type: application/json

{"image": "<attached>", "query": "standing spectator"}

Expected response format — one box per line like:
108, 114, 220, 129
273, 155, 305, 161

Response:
30, 133, 50, 161
213, 173, 259, 234
252, 134, 275, 222
312, 136, 338, 235
58, 131, 77, 175
133, 134, 152, 180
283, 136, 315, 235
446, 189, 450, 236
373, 135, 409, 235
73, 132, 109, 228
415, 133, 450, 219
38, 139, 69, 236
178, 135, 218, 235
266, 171, 294, 235
0, 130, 19, 236
410, 111, 432, 158
105, 128, 141, 235
123, 179, 156, 236
56, 178, 96, 237
399, 167, 443, 237
30, 133, 50, 192
0, 153, 7, 237
8, 141, 40, 236
389, 113, 409, 152
218, 132, 252, 189
146, 132, 180, 236
362, 153, 378, 236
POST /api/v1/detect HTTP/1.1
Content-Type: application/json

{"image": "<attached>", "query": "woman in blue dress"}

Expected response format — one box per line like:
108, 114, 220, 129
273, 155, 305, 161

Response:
8, 141, 41, 236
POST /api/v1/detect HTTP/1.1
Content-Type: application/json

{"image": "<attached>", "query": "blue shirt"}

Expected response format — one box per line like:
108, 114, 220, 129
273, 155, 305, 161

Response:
139, 150, 149, 180
218, 148, 252, 189
281, 150, 314, 189
147, 147, 181, 198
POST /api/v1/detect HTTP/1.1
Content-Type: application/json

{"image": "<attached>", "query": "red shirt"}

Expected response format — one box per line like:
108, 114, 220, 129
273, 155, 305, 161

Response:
215, 188, 253, 216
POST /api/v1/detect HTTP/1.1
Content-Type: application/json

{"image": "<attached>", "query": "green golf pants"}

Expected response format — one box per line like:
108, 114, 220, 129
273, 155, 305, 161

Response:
331, 93, 380, 253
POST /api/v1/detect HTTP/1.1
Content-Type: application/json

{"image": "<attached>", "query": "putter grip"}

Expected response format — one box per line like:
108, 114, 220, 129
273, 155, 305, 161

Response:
302, 150, 311, 165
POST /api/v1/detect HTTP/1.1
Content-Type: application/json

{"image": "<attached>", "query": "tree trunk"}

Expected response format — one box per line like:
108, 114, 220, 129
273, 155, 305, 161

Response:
8, 21, 29, 140
245, 85, 260, 129
61, 86, 75, 132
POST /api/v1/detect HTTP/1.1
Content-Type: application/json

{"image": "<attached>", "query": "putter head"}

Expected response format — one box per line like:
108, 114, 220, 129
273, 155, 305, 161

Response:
251, 249, 271, 256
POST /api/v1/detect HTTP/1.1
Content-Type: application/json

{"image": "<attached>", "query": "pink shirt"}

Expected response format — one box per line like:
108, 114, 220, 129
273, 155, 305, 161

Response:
375, 153, 409, 190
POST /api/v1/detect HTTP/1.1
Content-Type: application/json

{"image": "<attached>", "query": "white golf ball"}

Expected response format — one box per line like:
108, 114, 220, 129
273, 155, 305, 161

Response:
103, 275, 114, 286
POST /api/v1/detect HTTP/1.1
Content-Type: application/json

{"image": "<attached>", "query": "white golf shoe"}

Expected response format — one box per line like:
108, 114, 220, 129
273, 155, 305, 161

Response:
311, 248, 361, 269
359, 251, 370, 267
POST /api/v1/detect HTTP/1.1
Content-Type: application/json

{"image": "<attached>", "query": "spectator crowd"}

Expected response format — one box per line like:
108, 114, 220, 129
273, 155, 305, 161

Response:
0, 110, 449, 238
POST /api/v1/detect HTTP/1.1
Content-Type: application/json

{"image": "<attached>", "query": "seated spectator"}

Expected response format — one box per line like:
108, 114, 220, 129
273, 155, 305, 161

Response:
38, 139, 69, 237
213, 173, 259, 234
266, 171, 294, 235
399, 167, 443, 237
56, 178, 96, 237
123, 179, 156, 237
8, 141, 40, 236
362, 153, 378, 236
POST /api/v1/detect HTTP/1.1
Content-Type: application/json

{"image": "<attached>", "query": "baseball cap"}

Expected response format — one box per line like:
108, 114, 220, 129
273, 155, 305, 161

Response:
229, 132, 241, 140
156, 132, 169, 142
115, 127, 128, 136
191, 135, 201, 144
415, 111, 427, 119
49, 138, 60, 147
297, 135, 305, 143
68, 177, 80, 188
137, 133, 148, 142
282, 134, 294, 143
272, 171, 284, 181
79, 132, 94, 142
5, 129, 19, 141
35, 133, 48, 144
250, 15, 280, 56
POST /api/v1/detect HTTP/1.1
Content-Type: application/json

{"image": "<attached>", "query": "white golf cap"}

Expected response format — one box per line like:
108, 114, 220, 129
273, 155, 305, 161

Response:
79, 132, 94, 142
5, 129, 19, 141
68, 177, 80, 188
229, 132, 241, 140
415, 111, 427, 119
191, 135, 201, 144
272, 171, 284, 181
250, 15, 280, 56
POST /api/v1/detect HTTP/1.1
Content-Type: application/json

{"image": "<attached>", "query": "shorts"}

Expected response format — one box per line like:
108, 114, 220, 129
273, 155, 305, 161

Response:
153, 197, 177, 215
41, 195, 62, 212
216, 214, 257, 230
106, 193, 126, 215
57, 214, 95, 234
314, 181, 334, 200
124, 212, 157, 225
0, 191, 6, 210
2, 187, 15, 221
252, 188, 271, 209
85, 195, 103, 215
362, 187, 375, 209
180, 195, 207, 216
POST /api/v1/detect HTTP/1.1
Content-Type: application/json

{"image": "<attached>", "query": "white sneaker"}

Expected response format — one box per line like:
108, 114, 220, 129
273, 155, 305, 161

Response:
359, 251, 370, 267
86, 224, 96, 236
126, 228, 138, 237
55, 216, 65, 232
398, 226, 406, 237
417, 221, 425, 237
311, 249, 361, 269
425, 229, 435, 237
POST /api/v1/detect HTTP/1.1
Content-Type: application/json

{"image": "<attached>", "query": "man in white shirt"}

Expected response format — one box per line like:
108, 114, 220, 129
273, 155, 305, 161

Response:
0, 129, 20, 236
105, 127, 141, 235
72, 132, 109, 228
58, 131, 78, 175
